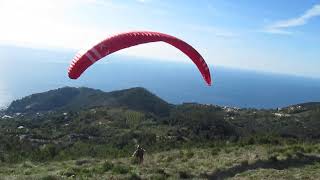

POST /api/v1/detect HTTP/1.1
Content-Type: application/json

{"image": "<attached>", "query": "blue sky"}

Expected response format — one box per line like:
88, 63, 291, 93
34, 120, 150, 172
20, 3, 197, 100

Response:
0, 0, 319, 78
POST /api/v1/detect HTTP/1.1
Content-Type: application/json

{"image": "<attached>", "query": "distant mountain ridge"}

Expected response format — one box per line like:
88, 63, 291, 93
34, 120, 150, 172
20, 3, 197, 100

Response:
7, 87, 171, 116
6, 86, 320, 116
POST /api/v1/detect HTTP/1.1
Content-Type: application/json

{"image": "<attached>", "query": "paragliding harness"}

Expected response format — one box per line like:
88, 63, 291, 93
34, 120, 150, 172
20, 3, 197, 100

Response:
132, 145, 145, 164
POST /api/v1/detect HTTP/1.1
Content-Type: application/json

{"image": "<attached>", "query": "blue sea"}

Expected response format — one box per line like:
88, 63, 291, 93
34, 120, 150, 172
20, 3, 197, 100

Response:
1, 45, 320, 109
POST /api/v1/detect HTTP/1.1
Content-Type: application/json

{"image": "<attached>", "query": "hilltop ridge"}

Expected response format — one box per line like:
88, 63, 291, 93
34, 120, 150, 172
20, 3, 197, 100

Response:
6, 87, 171, 116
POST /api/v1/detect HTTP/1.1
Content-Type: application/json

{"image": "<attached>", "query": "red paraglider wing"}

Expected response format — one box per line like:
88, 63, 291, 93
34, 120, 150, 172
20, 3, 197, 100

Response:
68, 31, 211, 85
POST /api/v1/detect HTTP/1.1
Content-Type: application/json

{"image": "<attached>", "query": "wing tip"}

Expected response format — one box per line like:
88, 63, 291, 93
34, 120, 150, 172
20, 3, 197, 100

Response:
207, 81, 212, 86
68, 71, 78, 79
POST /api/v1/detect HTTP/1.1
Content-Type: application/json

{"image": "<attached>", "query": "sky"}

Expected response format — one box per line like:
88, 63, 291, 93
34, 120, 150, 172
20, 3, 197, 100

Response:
0, 0, 319, 78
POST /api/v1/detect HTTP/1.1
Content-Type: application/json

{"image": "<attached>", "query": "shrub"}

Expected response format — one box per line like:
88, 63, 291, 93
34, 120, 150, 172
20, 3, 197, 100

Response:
129, 173, 142, 180
211, 147, 221, 156
102, 161, 114, 172
41, 175, 61, 180
179, 171, 192, 179
75, 159, 91, 166
112, 164, 130, 174
185, 150, 194, 159
61, 169, 76, 177
21, 161, 34, 168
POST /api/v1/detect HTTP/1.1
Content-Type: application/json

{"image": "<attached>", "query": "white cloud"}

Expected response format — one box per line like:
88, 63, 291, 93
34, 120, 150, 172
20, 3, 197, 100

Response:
262, 28, 293, 35
264, 4, 320, 34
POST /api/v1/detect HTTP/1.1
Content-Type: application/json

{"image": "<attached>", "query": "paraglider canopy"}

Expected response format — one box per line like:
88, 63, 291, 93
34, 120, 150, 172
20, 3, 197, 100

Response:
68, 31, 212, 86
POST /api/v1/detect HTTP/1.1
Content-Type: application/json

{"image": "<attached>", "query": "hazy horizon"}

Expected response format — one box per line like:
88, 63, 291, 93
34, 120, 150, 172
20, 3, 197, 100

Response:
1, 45, 320, 109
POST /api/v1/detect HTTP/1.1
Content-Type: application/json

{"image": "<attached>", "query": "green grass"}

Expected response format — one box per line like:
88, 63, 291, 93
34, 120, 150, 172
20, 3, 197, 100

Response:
1, 143, 319, 179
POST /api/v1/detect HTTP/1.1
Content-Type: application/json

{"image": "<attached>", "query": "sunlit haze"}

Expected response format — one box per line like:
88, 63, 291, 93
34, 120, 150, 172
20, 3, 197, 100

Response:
1, 0, 319, 78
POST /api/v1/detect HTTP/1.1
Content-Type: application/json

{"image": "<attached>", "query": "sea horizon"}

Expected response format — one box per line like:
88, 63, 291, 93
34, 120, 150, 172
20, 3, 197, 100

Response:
1, 45, 320, 109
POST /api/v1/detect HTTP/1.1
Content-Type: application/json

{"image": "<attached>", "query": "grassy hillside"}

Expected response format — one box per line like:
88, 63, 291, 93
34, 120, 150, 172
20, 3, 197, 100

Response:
0, 143, 320, 179
1, 87, 320, 179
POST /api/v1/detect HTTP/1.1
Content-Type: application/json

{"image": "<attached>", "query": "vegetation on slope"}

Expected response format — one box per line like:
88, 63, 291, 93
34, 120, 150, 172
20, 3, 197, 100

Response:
1, 87, 320, 179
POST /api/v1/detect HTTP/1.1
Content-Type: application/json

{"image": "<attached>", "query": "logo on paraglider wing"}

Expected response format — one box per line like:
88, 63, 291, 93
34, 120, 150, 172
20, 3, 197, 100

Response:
91, 48, 102, 59
99, 44, 110, 56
